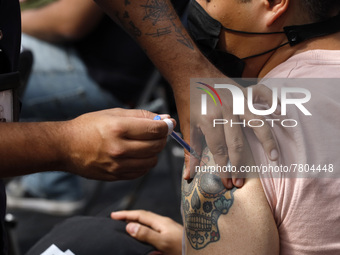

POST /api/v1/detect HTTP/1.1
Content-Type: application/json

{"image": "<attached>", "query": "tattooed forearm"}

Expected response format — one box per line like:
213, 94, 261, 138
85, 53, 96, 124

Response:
173, 23, 194, 50
95, 0, 196, 50
113, 0, 194, 49
114, 10, 141, 37
129, 21, 142, 37
141, 0, 176, 25
123, 11, 129, 19
182, 148, 237, 250
139, 0, 194, 49
146, 26, 172, 37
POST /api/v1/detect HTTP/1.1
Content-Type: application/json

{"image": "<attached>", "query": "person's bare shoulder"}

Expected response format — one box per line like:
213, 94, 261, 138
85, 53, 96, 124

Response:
182, 149, 279, 255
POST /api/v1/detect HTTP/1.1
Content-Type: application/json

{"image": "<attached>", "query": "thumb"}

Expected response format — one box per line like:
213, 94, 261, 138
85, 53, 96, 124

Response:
126, 222, 160, 246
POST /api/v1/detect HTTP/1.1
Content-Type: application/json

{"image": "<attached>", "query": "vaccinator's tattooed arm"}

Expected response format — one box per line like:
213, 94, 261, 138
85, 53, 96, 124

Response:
94, 0, 228, 149
95, 0, 196, 69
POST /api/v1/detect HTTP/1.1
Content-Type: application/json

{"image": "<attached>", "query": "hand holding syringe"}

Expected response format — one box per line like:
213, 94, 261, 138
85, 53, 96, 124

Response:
153, 115, 236, 184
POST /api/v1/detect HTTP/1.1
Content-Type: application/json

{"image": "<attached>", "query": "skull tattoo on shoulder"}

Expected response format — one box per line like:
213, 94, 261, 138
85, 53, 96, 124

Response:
182, 149, 237, 250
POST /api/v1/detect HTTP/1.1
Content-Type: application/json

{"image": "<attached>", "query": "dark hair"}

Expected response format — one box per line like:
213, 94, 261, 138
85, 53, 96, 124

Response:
299, 0, 340, 21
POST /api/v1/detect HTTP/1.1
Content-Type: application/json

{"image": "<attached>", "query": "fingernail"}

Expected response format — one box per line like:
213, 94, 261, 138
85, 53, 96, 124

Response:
235, 179, 244, 187
270, 149, 279, 161
127, 223, 140, 236
158, 114, 171, 119
227, 179, 233, 189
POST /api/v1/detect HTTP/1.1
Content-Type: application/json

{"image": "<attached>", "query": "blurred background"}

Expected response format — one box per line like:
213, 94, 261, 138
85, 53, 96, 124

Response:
5, 0, 189, 253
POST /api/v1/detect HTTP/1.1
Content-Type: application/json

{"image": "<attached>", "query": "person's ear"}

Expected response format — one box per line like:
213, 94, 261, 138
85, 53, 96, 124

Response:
264, 0, 289, 27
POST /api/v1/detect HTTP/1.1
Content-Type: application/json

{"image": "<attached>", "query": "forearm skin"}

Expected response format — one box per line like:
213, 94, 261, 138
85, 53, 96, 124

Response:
0, 122, 71, 177
94, 0, 227, 140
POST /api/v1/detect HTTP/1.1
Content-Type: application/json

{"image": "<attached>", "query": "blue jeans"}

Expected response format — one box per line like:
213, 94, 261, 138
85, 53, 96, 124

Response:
20, 34, 123, 121
20, 34, 124, 200
20, 172, 83, 201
